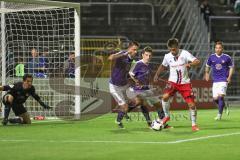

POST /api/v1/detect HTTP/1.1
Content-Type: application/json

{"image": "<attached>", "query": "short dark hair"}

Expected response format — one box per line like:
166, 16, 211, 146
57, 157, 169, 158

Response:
215, 41, 223, 48
128, 41, 140, 48
167, 38, 179, 48
23, 74, 33, 81
143, 46, 153, 53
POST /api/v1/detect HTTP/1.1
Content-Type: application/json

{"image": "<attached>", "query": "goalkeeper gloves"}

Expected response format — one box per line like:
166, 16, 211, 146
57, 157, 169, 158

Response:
38, 100, 51, 109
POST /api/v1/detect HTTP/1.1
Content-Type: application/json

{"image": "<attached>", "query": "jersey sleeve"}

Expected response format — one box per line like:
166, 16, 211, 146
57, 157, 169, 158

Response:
185, 50, 197, 62
2, 85, 12, 91
162, 55, 169, 67
30, 86, 41, 101
227, 56, 234, 68
206, 56, 212, 67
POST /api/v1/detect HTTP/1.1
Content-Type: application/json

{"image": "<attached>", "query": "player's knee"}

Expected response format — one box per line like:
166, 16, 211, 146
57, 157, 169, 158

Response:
4, 95, 14, 104
154, 103, 162, 109
218, 94, 225, 98
162, 94, 170, 101
162, 97, 169, 102
22, 118, 31, 124
120, 103, 128, 112
135, 96, 143, 106
213, 97, 218, 100
188, 102, 196, 109
23, 119, 31, 124
20, 113, 31, 124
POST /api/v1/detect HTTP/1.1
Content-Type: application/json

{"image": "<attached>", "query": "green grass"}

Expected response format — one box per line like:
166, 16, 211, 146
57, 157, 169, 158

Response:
1, 108, 240, 160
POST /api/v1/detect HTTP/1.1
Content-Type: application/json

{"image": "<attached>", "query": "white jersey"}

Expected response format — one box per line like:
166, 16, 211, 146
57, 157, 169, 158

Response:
162, 49, 197, 84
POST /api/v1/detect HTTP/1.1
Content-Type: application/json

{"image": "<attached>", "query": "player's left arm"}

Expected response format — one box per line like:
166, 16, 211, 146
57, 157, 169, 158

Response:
187, 59, 201, 67
227, 67, 234, 84
185, 51, 201, 68
227, 57, 234, 84
31, 86, 51, 109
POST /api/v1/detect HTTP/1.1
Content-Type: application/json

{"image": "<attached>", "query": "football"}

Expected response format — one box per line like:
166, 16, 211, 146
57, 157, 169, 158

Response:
151, 119, 163, 131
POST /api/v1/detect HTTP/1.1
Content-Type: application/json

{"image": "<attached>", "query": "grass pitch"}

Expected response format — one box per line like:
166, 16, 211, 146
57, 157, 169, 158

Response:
1, 108, 240, 160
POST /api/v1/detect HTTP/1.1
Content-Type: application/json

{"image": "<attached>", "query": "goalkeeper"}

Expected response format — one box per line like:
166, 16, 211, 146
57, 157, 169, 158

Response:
0, 74, 51, 125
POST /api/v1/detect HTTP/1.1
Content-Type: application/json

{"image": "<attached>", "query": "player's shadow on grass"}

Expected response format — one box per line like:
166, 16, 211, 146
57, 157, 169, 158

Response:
129, 127, 155, 132
110, 129, 131, 134
202, 125, 240, 130
0, 121, 76, 128
161, 125, 197, 135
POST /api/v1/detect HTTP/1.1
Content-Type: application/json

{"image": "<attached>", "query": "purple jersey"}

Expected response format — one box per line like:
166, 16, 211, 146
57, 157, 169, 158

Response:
206, 53, 233, 82
129, 60, 152, 90
109, 51, 134, 86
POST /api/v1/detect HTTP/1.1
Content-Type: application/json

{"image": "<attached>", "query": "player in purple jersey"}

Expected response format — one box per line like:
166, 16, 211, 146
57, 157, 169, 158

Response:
127, 46, 169, 128
204, 41, 234, 120
108, 41, 139, 128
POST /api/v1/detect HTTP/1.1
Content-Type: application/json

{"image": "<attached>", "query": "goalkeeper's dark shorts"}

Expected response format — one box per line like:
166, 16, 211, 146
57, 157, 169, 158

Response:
11, 104, 27, 116
2, 94, 27, 116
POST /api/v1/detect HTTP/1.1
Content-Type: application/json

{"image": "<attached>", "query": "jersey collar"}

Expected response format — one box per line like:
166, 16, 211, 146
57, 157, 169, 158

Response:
215, 53, 223, 57
171, 49, 182, 60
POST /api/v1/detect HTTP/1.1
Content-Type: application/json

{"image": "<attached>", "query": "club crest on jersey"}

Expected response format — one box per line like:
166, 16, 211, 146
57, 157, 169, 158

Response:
222, 60, 225, 63
215, 64, 222, 70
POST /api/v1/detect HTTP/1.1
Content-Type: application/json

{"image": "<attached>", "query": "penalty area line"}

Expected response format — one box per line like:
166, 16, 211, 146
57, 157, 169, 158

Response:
0, 132, 240, 144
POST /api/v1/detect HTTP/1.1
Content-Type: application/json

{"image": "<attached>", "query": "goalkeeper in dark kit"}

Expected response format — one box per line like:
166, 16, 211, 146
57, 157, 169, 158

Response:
0, 74, 51, 125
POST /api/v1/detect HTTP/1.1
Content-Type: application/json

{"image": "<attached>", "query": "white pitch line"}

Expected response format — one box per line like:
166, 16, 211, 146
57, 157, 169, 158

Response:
169, 132, 240, 144
1, 132, 240, 144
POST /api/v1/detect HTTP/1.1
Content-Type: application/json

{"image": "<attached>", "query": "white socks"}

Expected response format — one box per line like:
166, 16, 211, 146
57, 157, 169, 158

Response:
162, 99, 170, 117
190, 108, 197, 126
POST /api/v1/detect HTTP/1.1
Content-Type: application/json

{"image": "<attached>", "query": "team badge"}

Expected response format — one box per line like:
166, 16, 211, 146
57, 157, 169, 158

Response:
215, 64, 222, 70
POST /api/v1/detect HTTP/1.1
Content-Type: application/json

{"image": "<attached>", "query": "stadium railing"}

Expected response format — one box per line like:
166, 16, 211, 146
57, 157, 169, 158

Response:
155, 0, 177, 19
209, 16, 240, 42
165, 0, 208, 52
80, 2, 155, 26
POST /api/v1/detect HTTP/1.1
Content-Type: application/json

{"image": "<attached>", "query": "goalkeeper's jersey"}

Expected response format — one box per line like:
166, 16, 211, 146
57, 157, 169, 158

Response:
3, 82, 40, 104
162, 49, 197, 84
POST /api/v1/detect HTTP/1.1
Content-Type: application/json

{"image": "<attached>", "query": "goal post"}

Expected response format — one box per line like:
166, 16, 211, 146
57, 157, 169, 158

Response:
74, 7, 80, 118
0, 0, 80, 119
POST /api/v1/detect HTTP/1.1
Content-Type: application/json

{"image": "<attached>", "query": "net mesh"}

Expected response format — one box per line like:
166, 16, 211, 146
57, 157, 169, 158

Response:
1, 1, 76, 118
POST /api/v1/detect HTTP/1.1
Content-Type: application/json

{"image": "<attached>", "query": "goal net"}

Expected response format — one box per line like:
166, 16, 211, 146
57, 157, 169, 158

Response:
0, 0, 80, 119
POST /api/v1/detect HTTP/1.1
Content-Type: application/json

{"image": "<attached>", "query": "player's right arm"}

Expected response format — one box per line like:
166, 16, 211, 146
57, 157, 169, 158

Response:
108, 51, 128, 61
153, 65, 167, 82
204, 56, 212, 81
154, 55, 168, 82
0, 85, 11, 92
30, 86, 51, 109
205, 66, 210, 81
129, 62, 142, 86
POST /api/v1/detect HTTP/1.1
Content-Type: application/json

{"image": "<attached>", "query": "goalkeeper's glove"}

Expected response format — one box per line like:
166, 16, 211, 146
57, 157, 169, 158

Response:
38, 100, 51, 109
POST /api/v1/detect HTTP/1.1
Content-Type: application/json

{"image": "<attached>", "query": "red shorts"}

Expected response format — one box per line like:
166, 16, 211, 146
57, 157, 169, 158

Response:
163, 82, 195, 103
